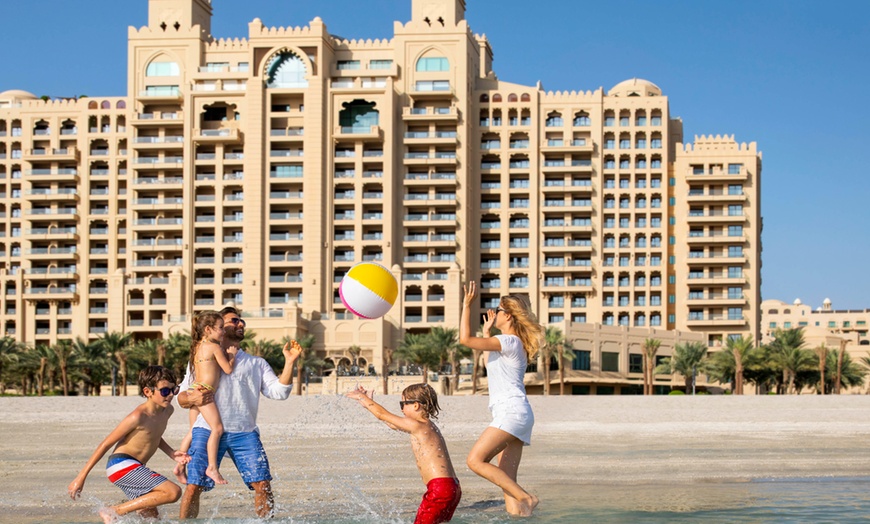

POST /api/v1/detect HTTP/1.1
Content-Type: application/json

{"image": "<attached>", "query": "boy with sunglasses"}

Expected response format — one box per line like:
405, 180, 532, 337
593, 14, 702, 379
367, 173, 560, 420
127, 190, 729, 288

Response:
347, 383, 461, 524
68, 366, 190, 523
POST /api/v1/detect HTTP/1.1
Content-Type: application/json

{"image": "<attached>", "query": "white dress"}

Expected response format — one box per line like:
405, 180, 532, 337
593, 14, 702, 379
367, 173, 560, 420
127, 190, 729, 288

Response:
486, 334, 534, 445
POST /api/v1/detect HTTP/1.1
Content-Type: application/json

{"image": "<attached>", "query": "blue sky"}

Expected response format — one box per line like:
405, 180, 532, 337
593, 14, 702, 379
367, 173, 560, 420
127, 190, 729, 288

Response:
2, 0, 868, 309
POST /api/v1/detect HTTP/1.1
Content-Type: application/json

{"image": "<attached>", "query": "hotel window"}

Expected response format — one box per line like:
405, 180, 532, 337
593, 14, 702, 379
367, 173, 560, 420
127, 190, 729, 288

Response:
267, 51, 308, 88
619, 116, 630, 126
573, 350, 591, 370
574, 113, 591, 126
370, 59, 393, 69
619, 138, 631, 149
651, 275, 662, 286
651, 138, 662, 148
604, 138, 615, 149
728, 163, 743, 174
604, 116, 615, 127
619, 158, 630, 169
416, 57, 449, 71
651, 314, 662, 326
729, 184, 744, 195
651, 116, 662, 125
651, 177, 662, 188
602, 352, 619, 371
728, 204, 744, 216
337, 60, 361, 70
651, 158, 662, 168
415, 80, 450, 91
728, 225, 743, 237
636, 115, 647, 126
728, 308, 743, 320
146, 60, 180, 76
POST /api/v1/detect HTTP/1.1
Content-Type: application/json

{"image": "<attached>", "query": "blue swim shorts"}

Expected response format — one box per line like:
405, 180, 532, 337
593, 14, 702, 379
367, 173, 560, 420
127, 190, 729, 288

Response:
186, 427, 272, 491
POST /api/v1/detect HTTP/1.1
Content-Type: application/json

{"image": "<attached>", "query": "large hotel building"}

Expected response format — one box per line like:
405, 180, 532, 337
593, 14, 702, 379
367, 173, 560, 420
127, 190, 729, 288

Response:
0, 0, 762, 393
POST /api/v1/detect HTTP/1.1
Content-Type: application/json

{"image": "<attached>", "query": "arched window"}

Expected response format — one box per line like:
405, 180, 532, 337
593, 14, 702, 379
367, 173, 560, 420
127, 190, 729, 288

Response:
100, 101, 111, 109
492, 94, 502, 102
116, 100, 126, 109
479, 94, 489, 103
266, 51, 308, 88
416, 56, 449, 72
339, 99, 379, 131
508, 94, 517, 102
88, 101, 98, 110
521, 93, 530, 102
145, 60, 180, 77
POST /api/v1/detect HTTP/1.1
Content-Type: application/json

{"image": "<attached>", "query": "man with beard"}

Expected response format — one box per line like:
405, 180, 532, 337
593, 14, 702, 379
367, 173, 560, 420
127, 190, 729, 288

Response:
175, 306, 302, 518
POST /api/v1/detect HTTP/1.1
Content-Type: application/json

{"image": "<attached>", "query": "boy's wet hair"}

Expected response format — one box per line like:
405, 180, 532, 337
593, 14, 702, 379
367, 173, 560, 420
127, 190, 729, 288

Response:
138, 365, 177, 397
402, 383, 441, 419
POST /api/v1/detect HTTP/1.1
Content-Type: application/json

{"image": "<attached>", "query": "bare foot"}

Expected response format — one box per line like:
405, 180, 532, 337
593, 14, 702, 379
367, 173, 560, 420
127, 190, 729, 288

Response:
98, 507, 119, 524
173, 462, 188, 484
507, 494, 539, 517
206, 466, 228, 485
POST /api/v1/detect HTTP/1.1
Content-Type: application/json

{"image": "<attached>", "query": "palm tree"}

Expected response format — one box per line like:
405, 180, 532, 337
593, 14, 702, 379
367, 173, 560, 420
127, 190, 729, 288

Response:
727, 336, 755, 395
31, 344, 54, 396
72, 337, 112, 396
769, 328, 807, 394
542, 327, 575, 395
642, 338, 661, 395
100, 332, 133, 396
382, 346, 394, 395
657, 341, 707, 393
288, 334, 318, 396
813, 343, 831, 394
428, 327, 468, 395
395, 332, 441, 384
165, 332, 192, 379
0, 337, 22, 394
348, 345, 362, 375
835, 339, 847, 394
827, 349, 866, 392
52, 340, 76, 396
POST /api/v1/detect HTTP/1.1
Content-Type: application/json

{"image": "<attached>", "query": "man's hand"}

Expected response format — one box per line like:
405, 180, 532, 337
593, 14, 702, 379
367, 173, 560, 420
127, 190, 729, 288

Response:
283, 340, 303, 361
179, 387, 214, 409
173, 451, 191, 464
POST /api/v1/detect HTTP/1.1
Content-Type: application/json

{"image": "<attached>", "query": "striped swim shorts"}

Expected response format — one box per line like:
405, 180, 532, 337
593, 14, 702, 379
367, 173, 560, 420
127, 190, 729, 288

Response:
106, 453, 168, 500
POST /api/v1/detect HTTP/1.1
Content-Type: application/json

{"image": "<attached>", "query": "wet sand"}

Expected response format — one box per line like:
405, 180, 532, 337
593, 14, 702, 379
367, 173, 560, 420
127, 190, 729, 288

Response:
2, 395, 870, 523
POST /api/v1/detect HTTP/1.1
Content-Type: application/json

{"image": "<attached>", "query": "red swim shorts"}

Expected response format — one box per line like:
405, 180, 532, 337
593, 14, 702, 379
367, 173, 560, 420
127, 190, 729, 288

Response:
414, 477, 461, 524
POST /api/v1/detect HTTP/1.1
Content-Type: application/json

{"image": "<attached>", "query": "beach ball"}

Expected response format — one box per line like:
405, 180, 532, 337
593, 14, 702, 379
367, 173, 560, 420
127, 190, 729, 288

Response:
339, 262, 398, 319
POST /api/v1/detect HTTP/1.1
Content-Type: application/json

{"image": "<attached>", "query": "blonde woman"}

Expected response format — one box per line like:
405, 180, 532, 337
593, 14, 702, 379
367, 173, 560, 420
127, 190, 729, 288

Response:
459, 281, 542, 517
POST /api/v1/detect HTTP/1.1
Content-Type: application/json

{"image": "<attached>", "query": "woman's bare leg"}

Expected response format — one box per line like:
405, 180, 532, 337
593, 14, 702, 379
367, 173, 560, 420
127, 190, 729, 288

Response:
466, 427, 538, 516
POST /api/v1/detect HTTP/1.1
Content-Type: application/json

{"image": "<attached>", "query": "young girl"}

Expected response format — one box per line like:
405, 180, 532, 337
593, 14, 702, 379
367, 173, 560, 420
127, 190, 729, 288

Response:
459, 282, 542, 517
180, 310, 236, 485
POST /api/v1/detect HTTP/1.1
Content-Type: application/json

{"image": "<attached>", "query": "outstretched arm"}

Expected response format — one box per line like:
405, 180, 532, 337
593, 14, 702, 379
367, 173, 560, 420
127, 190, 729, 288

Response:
346, 386, 418, 433
458, 281, 503, 352
67, 411, 141, 499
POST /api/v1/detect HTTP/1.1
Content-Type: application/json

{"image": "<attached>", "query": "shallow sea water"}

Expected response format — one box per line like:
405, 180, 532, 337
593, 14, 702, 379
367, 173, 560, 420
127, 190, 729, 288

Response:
7, 476, 870, 523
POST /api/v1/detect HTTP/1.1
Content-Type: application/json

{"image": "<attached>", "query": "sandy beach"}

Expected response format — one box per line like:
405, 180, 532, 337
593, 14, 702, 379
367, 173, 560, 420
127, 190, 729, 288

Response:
2, 395, 870, 523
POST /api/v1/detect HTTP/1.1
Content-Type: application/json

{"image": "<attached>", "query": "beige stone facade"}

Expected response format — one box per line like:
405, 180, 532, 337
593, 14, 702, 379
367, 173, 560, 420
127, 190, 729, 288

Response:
0, 0, 761, 392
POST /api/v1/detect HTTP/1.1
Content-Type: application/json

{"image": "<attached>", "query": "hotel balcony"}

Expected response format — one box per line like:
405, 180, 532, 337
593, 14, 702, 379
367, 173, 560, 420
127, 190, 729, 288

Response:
540, 139, 594, 154
686, 211, 747, 225
686, 315, 746, 327
402, 107, 459, 122
23, 286, 77, 301
132, 136, 184, 150
686, 294, 746, 307
133, 156, 184, 170
25, 227, 78, 241
25, 247, 78, 261
132, 111, 183, 126
24, 267, 77, 280
403, 152, 457, 166
687, 167, 749, 182
403, 130, 458, 145
686, 190, 747, 204
687, 233, 746, 245
22, 147, 79, 162
686, 254, 746, 266
334, 125, 382, 141
541, 159, 593, 174
403, 172, 457, 186
194, 127, 242, 143
137, 87, 183, 101
131, 176, 184, 189
24, 187, 78, 202
130, 197, 184, 211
